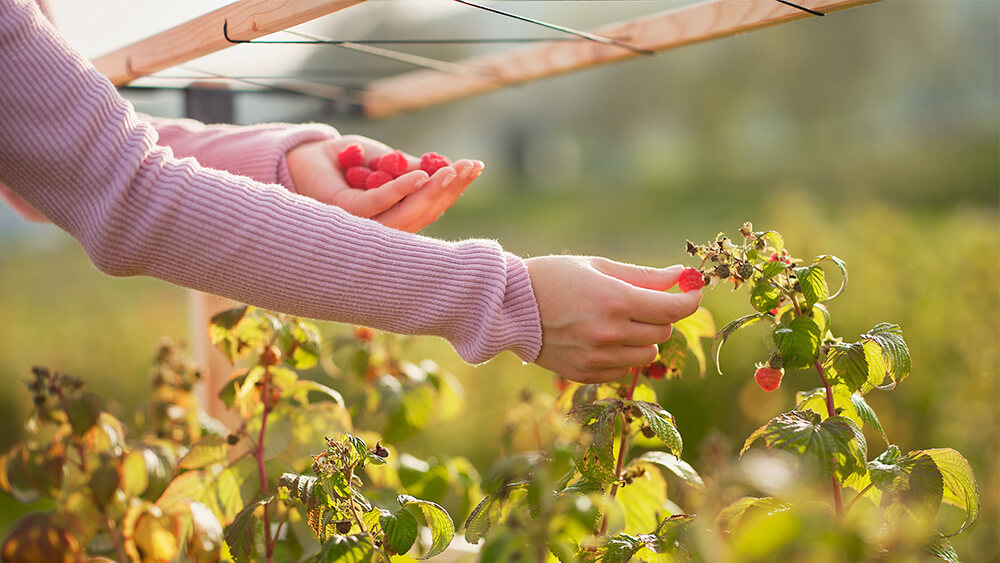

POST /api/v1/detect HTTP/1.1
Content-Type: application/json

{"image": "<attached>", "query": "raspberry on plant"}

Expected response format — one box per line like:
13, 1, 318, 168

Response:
365, 170, 393, 190
678, 268, 705, 292
377, 150, 410, 178
754, 365, 784, 392
345, 166, 371, 190
713, 264, 731, 279
420, 152, 452, 175
336, 143, 365, 169
644, 362, 667, 380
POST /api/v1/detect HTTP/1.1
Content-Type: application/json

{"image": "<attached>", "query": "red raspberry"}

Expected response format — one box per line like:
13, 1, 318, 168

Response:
420, 152, 452, 175
677, 268, 705, 292
365, 170, 393, 190
769, 252, 792, 265
554, 376, 571, 392
754, 366, 784, 392
644, 362, 667, 380
337, 143, 365, 169
368, 154, 383, 170
345, 166, 371, 190
376, 150, 410, 178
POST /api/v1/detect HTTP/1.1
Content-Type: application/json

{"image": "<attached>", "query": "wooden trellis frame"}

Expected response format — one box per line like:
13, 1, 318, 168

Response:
95, 0, 884, 117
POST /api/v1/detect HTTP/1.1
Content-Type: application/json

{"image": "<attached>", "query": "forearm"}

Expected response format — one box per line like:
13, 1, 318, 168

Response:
0, 0, 541, 363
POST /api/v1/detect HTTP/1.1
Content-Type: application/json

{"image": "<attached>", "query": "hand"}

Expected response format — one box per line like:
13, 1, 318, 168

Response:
525, 256, 702, 384
286, 135, 483, 233
0, 182, 47, 222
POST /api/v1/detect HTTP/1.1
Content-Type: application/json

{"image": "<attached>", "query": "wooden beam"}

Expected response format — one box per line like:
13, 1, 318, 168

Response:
93, 0, 366, 86
363, 0, 882, 118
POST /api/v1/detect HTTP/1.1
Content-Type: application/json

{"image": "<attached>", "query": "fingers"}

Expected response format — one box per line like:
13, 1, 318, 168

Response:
346, 170, 430, 217
594, 259, 684, 291
626, 288, 702, 325
373, 160, 482, 232
558, 344, 659, 384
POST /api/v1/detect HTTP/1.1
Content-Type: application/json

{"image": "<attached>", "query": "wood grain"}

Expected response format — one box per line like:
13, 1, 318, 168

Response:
363, 0, 883, 117
93, 0, 366, 86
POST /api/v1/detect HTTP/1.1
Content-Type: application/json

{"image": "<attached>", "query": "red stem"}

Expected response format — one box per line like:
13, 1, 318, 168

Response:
258, 368, 274, 563
599, 368, 641, 535
845, 482, 875, 514
814, 360, 843, 517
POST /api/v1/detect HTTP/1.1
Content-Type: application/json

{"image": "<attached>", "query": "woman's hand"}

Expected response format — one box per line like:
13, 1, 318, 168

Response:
287, 135, 483, 233
526, 256, 702, 384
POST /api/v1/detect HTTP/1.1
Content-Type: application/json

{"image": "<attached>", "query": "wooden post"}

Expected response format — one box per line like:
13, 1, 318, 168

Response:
93, 0, 367, 86
362, 0, 883, 117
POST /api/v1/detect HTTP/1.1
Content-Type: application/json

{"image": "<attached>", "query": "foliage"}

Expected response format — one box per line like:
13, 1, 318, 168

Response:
0, 309, 469, 562
0, 223, 982, 561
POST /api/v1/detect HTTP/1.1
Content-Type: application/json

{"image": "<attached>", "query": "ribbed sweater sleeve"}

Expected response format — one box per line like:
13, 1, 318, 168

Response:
143, 116, 339, 192
0, 0, 542, 364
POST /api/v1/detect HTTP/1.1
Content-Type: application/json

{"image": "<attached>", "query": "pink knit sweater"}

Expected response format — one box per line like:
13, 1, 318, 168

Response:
0, 0, 542, 364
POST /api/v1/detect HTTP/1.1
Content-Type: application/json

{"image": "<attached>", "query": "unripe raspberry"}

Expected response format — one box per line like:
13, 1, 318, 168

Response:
677, 268, 705, 292
376, 150, 410, 178
260, 346, 281, 367
754, 366, 784, 392
353, 326, 375, 341
365, 170, 393, 190
268, 387, 281, 405
736, 261, 755, 280
336, 143, 365, 169
713, 264, 731, 279
345, 166, 371, 190
419, 152, 451, 176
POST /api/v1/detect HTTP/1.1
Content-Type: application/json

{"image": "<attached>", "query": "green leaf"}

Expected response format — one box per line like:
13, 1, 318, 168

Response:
210, 305, 248, 330
741, 411, 867, 482
712, 313, 769, 375
247, 408, 293, 460
636, 451, 704, 489
178, 436, 229, 470
861, 323, 911, 390
380, 509, 418, 556
926, 537, 960, 563
750, 276, 783, 313
757, 231, 784, 255
869, 449, 944, 522
289, 380, 346, 408
656, 331, 687, 380
822, 342, 871, 392
849, 393, 888, 445
794, 265, 829, 307
569, 400, 620, 483
224, 496, 270, 563
671, 307, 715, 377
464, 482, 529, 544
397, 494, 455, 559
814, 255, 848, 300
714, 497, 787, 533
616, 462, 668, 534
65, 392, 103, 437
772, 315, 822, 369
383, 384, 436, 444
630, 401, 682, 457
311, 533, 376, 563
922, 448, 979, 537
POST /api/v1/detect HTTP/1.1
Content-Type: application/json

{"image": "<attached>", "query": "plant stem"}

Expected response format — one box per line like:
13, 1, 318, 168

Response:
814, 360, 843, 517
599, 368, 640, 535
104, 512, 127, 563
55, 386, 89, 474
257, 367, 274, 563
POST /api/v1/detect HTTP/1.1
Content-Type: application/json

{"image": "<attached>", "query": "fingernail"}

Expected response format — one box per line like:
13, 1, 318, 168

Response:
415, 177, 429, 189
441, 172, 457, 188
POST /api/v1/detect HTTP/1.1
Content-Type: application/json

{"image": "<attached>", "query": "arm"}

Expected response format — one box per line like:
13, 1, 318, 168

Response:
0, 0, 540, 364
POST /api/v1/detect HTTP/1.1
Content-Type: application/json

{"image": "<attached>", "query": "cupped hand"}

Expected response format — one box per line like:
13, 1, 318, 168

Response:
286, 135, 483, 233
525, 256, 703, 384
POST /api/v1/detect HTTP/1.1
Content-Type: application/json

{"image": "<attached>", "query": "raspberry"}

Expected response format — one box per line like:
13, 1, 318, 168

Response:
713, 264, 731, 279
769, 252, 792, 265
345, 166, 371, 190
368, 155, 383, 170
644, 362, 667, 380
677, 268, 705, 292
376, 150, 410, 178
336, 143, 365, 169
754, 366, 784, 392
736, 261, 755, 280
365, 170, 393, 190
420, 152, 452, 175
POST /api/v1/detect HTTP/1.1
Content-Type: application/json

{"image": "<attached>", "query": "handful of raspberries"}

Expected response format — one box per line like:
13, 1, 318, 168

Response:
337, 143, 452, 190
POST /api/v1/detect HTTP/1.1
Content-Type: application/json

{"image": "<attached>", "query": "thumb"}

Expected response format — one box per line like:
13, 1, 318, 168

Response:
593, 259, 684, 291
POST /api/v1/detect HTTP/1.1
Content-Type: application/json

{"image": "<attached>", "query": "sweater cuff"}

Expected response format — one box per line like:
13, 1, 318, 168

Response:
236, 123, 338, 192
500, 253, 544, 362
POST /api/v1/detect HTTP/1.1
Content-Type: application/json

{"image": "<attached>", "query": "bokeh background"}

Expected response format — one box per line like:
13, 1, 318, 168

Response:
1, 0, 997, 559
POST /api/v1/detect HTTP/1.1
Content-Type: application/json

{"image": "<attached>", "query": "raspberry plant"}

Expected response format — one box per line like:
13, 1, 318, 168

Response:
0, 307, 472, 562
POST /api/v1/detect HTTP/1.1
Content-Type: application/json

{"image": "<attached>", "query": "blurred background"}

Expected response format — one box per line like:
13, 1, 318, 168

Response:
1, 0, 997, 559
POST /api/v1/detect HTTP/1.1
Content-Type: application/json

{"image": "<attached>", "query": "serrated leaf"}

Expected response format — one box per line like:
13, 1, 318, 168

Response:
178, 436, 229, 470
224, 496, 271, 563
861, 324, 911, 390
849, 393, 888, 445
656, 331, 687, 380
672, 307, 715, 377
631, 401, 682, 457
772, 315, 822, 369
926, 537, 960, 563
794, 265, 829, 307
822, 342, 870, 392
380, 509, 418, 556
758, 231, 784, 255
464, 482, 529, 544
210, 305, 249, 330
712, 313, 769, 375
741, 411, 867, 482
814, 255, 848, 300
793, 385, 863, 429
715, 497, 787, 533
616, 462, 668, 534
311, 533, 375, 563
397, 494, 454, 559
636, 452, 704, 489
750, 277, 783, 313
922, 448, 979, 536
869, 450, 944, 522
569, 400, 620, 482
